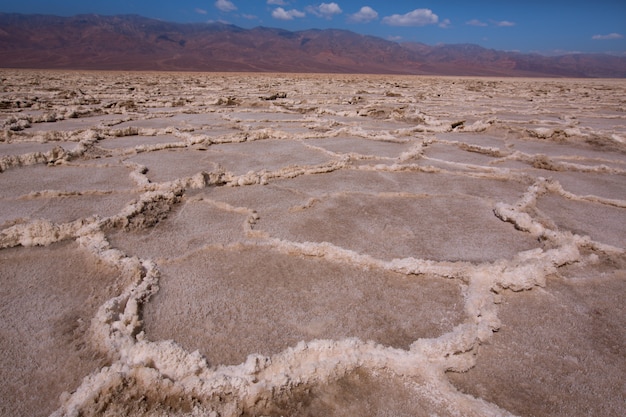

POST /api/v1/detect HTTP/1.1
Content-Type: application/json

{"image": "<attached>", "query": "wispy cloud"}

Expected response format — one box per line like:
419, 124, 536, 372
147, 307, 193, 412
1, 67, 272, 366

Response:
267, 0, 288, 5
492, 20, 515, 27
382, 9, 439, 27
195, 8, 208, 15
348, 6, 378, 23
467, 19, 515, 27
307, 3, 343, 19
439, 18, 451, 28
466, 19, 487, 27
215, 0, 237, 13
592, 33, 624, 40
272, 7, 305, 20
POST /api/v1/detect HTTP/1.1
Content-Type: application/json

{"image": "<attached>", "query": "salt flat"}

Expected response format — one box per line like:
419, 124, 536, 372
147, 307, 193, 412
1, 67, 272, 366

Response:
1, 70, 625, 417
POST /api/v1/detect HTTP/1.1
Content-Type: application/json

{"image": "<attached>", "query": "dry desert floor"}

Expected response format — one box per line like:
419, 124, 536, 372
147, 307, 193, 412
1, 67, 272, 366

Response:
1, 70, 625, 417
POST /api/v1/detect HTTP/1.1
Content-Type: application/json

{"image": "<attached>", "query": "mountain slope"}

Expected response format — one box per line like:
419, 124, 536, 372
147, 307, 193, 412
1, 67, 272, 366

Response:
1, 13, 624, 77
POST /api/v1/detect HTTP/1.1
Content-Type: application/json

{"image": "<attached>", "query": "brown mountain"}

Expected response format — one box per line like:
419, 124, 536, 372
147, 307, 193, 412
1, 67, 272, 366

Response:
1, 13, 625, 77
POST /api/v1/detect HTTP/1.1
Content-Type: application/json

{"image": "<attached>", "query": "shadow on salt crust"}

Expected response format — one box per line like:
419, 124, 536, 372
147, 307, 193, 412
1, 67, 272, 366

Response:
107, 196, 247, 259
248, 368, 464, 417
143, 245, 464, 365
508, 136, 624, 161
66, 369, 475, 417
0, 241, 125, 417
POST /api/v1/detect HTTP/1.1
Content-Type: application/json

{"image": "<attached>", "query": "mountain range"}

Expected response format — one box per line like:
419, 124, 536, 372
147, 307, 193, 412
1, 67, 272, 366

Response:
1, 13, 625, 77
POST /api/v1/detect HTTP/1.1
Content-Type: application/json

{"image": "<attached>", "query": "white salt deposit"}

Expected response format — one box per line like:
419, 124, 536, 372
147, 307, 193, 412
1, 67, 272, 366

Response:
0, 71, 625, 417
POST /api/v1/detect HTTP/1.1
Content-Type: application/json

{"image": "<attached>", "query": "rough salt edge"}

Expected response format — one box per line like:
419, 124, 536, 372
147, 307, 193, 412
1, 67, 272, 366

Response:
1, 165, 620, 415
52, 174, 616, 416
1, 136, 620, 416
2, 83, 619, 414
52, 339, 513, 417
57, 274, 515, 417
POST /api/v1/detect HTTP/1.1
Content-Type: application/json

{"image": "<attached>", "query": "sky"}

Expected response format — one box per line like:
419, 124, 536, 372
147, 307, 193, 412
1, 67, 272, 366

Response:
2, 1, 625, 55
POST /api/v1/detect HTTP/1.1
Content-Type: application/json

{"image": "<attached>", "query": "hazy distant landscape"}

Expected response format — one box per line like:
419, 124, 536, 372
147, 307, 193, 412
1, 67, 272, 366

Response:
1, 13, 625, 77
1, 68, 625, 416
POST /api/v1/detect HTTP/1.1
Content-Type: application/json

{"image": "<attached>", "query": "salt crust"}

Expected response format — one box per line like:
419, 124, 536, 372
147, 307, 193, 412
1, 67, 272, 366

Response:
1, 71, 625, 416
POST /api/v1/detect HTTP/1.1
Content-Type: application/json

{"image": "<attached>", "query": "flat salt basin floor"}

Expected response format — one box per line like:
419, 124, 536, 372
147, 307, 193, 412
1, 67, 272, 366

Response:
125, 148, 222, 183
205, 171, 536, 263
0, 190, 139, 226
96, 134, 185, 150
534, 193, 626, 248
0, 241, 125, 417
421, 142, 502, 167
505, 136, 626, 162
2, 71, 626, 417
304, 136, 413, 158
257, 192, 539, 262
448, 266, 626, 417
545, 170, 626, 200
0, 140, 80, 156
0, 163, 136, 199
111, 112, 228, 130
142, 244, 465, 366
263, 169, 529, 204
124, 139, 335, 182
434, 132, 508, 149
107, 195, 247, 260
201, 139, 334, 175
24, 114, 129, 132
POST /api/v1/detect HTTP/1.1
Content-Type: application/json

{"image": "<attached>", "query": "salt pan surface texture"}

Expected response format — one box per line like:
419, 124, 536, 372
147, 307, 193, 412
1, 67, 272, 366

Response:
1, 70, 625, 417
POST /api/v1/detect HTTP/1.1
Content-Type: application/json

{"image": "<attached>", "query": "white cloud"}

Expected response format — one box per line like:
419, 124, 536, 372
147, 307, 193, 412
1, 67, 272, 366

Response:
592, 33, 624, 40
307, 3, 343, 19
493, 20, 515, 27
272, 7, 305, 20
267, 0, 288, 5
466, 19, 487, 27
195, 8, 208, 15
242, 14, 258, 20
439, 18, 451, 28
348, 6, 378, 23
215, 0, 237, 12
382, 9, 438, 27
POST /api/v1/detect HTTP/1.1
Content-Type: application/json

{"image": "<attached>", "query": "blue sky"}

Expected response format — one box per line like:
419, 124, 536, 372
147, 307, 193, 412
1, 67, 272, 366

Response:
2, 1, 625, 55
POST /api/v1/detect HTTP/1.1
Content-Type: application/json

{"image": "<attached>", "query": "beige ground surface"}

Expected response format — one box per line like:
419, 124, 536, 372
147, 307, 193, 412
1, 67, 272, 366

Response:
1, 70, 625, 417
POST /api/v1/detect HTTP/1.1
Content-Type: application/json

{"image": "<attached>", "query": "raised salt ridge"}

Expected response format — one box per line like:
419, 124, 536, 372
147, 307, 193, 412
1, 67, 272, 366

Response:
1, 71, 625, 417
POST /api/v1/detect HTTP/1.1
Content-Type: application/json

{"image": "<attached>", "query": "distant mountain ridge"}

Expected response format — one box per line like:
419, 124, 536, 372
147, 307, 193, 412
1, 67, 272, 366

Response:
1, 13, 625, 77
